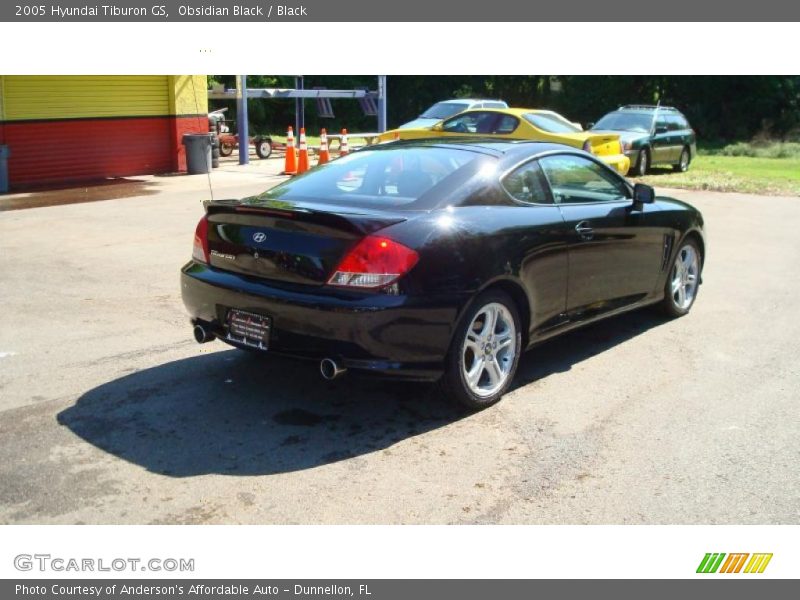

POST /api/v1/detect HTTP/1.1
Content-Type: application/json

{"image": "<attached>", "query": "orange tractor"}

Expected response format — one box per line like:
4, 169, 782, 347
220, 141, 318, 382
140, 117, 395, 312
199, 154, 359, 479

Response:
209, 109, 274, 159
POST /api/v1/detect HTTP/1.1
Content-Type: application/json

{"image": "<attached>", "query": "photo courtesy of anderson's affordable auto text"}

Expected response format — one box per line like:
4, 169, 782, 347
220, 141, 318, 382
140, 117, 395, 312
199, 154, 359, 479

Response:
0, 1, 799, 596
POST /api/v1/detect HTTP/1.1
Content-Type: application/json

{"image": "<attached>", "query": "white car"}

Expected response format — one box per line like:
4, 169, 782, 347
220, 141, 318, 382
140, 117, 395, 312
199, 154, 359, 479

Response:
399, 98, 508, 129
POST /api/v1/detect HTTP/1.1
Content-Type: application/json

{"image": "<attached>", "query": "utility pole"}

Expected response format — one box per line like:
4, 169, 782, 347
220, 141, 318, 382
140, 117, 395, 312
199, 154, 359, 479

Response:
377, 75, 387, 132
295, 76, 305, 135
237, 75, 249, 165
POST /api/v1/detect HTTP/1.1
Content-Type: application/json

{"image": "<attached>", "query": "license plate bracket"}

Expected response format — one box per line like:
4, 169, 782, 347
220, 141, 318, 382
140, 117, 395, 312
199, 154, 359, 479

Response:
226, 309, 271, 350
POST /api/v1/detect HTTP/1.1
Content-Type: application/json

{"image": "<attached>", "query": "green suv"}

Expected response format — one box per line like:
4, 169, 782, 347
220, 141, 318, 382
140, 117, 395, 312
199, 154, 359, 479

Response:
590, 105, 697, 176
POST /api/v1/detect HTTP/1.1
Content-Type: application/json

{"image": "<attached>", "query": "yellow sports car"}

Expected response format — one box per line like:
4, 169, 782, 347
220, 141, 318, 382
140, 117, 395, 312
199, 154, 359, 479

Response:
379, 107, 630, 175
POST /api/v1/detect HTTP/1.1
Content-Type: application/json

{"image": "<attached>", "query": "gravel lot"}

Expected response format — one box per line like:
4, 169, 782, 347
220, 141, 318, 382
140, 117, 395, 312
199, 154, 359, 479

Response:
1, 160, 798, 524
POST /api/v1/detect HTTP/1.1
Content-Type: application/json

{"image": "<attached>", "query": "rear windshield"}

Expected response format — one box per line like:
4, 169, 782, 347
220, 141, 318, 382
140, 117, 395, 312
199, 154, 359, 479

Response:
523, 112, 581, 133
593, 112, 654, 133
261, 147, 481, 209
420, 101, 470, 119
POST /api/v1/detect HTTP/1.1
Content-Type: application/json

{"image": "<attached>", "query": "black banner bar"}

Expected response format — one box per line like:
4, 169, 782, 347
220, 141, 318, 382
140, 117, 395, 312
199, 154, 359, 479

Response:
3, 580, 799, 600
2, 0, 800, 22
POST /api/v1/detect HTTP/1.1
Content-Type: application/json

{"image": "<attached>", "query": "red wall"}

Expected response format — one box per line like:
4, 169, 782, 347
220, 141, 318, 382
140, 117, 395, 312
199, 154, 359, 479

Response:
3, 115, 207, 188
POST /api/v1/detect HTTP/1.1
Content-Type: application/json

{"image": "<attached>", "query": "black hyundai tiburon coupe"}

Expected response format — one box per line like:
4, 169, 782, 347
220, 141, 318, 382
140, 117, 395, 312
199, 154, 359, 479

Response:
181, 139, 705, 410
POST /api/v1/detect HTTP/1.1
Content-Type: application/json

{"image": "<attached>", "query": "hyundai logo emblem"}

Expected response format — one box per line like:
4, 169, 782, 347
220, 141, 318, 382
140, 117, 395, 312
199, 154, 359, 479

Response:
252, 232, 266, 243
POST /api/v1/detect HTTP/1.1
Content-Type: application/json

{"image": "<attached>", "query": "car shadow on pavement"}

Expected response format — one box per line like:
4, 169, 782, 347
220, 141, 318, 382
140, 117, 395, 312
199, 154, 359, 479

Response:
56, 351, 465, 478
512, 308, 669, 390
57, 308, 668, 479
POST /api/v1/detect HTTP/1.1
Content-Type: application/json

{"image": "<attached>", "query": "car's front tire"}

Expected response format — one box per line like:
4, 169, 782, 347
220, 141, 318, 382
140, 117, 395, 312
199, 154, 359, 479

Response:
439, 290, 522, 411
635, 148, 650, 176
661, 238, 702, 318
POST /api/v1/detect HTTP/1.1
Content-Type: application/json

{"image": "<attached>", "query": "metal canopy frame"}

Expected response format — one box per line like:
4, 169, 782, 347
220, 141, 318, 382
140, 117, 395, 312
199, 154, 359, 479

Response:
208, 88, 377, 100
210, 76, 388, 165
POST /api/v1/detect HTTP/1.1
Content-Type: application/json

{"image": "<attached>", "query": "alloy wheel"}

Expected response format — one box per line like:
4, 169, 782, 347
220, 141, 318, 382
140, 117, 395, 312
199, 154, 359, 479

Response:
670, 244, 700, 310
461, 302, 517, 397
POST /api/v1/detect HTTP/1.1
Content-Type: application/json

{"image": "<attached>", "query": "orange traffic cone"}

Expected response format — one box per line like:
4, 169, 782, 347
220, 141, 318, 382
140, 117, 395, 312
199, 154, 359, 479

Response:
297, 127, 309, 174
339, 128, 349, 156
317, 128, 330, 166
282, 126, 297, 175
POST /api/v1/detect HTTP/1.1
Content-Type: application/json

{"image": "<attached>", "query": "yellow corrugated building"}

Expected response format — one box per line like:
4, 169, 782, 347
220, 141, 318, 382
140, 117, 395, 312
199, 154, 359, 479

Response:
0, 75, 208, 188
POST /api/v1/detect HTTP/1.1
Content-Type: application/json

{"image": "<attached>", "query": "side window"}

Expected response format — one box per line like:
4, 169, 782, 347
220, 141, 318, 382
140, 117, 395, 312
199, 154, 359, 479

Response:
667, 115, 683, 131
540, 154, 629, 204
494, 115, 519, 134
502, 160, 550, 204
442, 111, 496, 134
655, 115, 669, 133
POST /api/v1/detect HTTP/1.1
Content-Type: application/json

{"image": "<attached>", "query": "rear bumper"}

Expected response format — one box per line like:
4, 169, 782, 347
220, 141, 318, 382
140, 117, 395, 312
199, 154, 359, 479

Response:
181, 262, 471, 381
598, 153, 631, 176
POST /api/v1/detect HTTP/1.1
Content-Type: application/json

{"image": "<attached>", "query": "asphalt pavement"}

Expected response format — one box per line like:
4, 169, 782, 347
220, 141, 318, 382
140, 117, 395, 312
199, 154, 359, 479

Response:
1, 160, 798, 524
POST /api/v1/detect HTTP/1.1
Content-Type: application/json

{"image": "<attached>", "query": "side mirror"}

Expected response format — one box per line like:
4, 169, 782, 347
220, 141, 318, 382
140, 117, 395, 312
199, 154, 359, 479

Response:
655, 125, 668, 134
633, 182, 655, 204
431, 123, 444, 132
586, 122, 595, 130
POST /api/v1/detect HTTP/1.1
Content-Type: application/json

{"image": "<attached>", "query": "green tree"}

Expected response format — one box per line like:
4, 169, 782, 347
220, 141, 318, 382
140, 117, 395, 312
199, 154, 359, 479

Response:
209, 75, 800, 142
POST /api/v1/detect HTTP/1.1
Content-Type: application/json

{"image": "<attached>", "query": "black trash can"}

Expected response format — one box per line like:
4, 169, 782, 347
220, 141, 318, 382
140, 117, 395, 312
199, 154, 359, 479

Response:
0, 145, 10, 194
182, 133, 213, 175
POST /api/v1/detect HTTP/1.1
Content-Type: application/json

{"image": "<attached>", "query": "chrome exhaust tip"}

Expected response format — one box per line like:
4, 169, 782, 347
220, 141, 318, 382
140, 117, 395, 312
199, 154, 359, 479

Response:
193, 323, 215, 344
320, 358, 346, 380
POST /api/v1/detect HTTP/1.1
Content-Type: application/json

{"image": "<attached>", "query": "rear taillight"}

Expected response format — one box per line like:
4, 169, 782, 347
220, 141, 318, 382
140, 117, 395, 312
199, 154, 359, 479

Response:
192, 215, 210, 264
582, 140, 593, 154
328, 236, 419, 289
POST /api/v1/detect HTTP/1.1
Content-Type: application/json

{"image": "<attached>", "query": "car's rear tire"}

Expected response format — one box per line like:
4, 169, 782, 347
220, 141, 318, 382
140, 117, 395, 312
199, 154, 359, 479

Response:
635, 148, 650, 176
660, 238, 702, 318
673, 146, 690, 172
439, 290, 522, 411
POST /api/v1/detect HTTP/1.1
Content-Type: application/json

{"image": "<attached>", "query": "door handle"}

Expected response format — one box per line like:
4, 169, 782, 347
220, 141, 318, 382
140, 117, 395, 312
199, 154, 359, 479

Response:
575, 221, 594, 240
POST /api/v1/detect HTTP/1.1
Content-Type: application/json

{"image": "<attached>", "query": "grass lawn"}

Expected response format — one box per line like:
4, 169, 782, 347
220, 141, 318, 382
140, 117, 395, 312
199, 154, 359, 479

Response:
636, 153, 800, 197
270, 134, 321, 146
